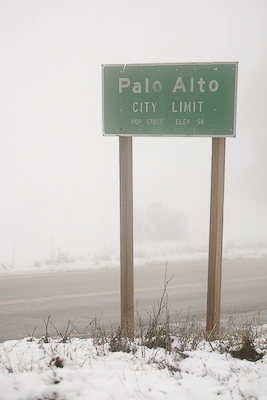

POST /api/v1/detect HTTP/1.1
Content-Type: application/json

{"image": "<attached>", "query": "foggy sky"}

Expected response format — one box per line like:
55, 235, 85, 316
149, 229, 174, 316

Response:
0, 0, 267, 267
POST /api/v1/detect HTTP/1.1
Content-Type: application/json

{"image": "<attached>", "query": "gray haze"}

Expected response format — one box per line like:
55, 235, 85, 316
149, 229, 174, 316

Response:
0, 0, 267, 268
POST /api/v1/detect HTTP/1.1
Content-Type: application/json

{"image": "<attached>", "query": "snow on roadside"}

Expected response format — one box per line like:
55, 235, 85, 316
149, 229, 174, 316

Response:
1, 336, 267, 400
1, 244, 267, 277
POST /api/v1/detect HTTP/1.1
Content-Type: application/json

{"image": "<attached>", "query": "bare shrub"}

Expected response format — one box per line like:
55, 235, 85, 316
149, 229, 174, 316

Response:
174, 311, 204, 353
136, 270, 173, 352
216, 314, 266, 362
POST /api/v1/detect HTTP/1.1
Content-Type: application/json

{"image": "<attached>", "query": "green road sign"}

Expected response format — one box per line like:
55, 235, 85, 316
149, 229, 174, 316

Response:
102, 62, 238, 137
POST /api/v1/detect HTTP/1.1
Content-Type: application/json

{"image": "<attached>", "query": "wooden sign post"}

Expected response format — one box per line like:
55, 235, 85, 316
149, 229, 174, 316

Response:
119, 136, 134, 336
206, 137, 226, 335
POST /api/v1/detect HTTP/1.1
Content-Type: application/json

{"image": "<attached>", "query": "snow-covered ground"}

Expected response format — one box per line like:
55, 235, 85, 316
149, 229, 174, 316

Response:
1, 331, 267, 400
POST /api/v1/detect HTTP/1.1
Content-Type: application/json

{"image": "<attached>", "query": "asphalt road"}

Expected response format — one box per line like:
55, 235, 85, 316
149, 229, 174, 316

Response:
0, 258, 266, 341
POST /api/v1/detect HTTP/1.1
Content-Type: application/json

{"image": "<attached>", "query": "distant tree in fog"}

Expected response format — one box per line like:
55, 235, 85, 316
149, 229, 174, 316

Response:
134, 202, 188, 243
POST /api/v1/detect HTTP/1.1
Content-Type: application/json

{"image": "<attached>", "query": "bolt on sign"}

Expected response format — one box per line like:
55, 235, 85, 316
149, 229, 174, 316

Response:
102, 63, 238, 137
